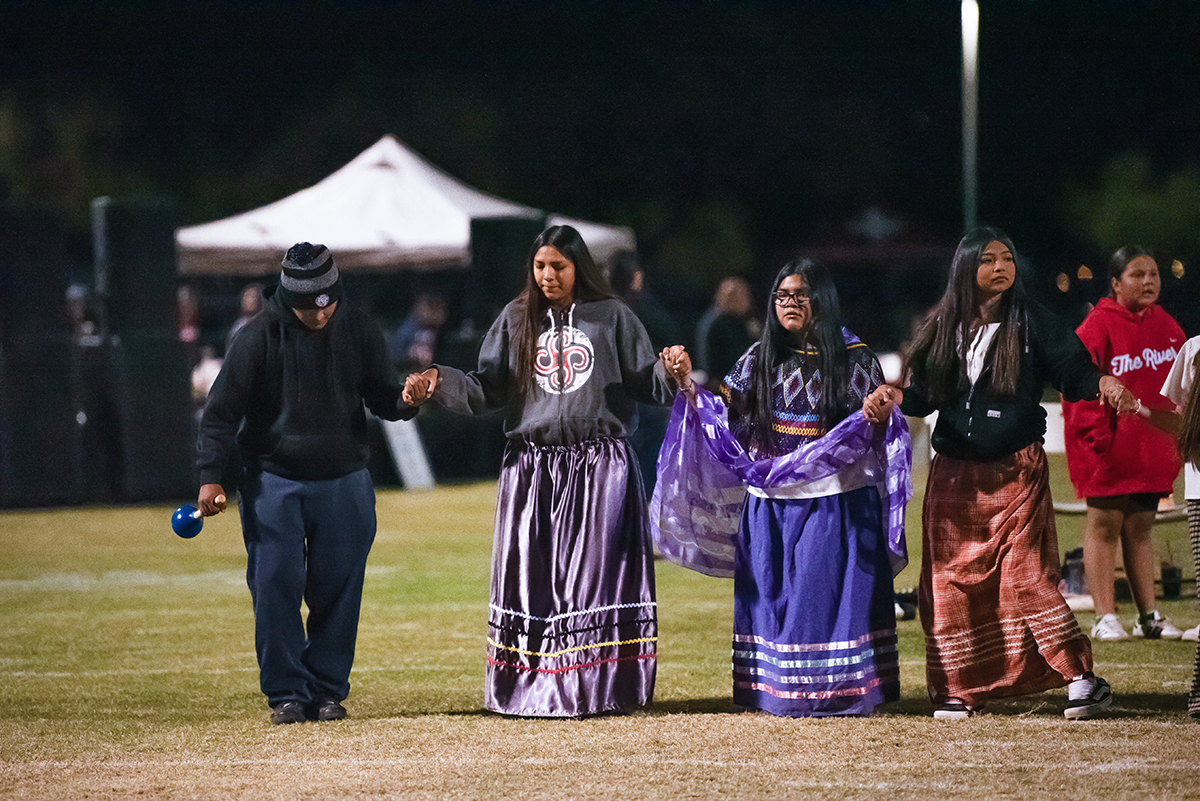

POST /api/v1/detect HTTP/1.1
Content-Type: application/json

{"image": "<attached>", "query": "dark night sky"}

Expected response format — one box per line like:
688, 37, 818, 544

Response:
2, 0, 1199, 340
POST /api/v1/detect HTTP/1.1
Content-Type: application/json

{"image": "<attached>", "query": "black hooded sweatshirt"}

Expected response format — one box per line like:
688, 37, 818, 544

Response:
197, 285, 416, 485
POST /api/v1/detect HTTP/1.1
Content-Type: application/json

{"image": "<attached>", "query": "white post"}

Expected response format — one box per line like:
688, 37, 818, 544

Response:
962, 0, 980, 232
380, 418, 436, 491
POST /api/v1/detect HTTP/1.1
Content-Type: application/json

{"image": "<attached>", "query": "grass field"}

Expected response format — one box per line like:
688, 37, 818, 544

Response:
2, 454, 1199, 800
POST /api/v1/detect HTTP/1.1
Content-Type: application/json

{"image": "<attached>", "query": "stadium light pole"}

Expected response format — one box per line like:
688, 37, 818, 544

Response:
962, 0, 979, 232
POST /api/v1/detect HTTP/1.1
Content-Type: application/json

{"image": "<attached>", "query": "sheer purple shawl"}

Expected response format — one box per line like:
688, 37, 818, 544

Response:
649, 386, 912, 578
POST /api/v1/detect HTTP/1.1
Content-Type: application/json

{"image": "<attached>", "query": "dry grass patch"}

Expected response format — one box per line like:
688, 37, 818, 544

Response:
2, 475, 1199, 799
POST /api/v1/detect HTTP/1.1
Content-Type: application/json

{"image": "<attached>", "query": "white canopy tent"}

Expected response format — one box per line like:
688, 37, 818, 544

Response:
176, 135, 636, 276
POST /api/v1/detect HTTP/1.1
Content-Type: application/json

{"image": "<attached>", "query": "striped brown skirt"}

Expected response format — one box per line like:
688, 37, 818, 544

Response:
920, 442, 1092, 707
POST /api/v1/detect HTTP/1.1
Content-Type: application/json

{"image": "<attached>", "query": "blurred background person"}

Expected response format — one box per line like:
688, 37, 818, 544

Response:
610, 253, 681, 495
65, 283, 101, 347
177, 284, 201, 344
227, 282, 264, 349
387, 291, 448, 373
1063, 246, 1185, 641
694, 276, 759, 392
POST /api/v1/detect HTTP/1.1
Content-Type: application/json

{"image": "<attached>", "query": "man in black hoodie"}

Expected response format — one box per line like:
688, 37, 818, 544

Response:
195, 242, 424, 724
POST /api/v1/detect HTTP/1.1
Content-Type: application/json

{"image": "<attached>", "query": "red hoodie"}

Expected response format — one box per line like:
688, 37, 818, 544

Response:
1062, 297, 1184, 497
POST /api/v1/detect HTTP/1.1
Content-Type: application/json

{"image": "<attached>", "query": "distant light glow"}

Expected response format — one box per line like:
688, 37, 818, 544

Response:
1173, 259, 1185, 279
1056, 272, 1070, 293
1077, 265, 1094, 281
962, 1, 979, 83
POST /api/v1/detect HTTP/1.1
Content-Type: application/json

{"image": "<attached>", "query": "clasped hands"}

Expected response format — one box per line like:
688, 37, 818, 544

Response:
1097, 375, 1140, 415
659, 345, 694, 395
862, 385, 901, 424
403, 367, 440, 407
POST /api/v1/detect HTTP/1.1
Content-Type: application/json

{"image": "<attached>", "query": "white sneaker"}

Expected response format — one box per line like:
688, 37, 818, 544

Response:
1183, 624, 1200, 642
1132, 611, 1183, 640
1091, 613, 1129, 641
1065, 676, 1113, 720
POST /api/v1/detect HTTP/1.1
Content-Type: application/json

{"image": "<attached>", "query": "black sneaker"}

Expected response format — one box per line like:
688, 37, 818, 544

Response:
313, 696, 347, 722
1064, 676, 1112, 720
270, 701, 308, 725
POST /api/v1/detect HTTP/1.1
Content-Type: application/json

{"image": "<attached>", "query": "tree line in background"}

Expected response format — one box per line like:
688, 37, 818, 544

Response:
0, 2, 1197, 312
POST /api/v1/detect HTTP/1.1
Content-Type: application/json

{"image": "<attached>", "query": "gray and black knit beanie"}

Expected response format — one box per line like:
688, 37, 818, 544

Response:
279, 242, 342, 310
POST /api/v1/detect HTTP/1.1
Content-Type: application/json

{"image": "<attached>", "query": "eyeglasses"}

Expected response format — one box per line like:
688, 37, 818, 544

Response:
774, 291, 810, 307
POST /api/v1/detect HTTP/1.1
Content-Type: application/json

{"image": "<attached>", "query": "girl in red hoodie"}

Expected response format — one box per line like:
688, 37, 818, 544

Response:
1063, 246, 1186, 641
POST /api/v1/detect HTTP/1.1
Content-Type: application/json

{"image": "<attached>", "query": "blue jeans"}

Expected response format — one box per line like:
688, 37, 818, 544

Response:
239, 468, 376, 707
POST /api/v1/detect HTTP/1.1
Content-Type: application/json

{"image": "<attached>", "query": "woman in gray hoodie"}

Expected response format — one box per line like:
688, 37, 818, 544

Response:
405, 225, 689, 717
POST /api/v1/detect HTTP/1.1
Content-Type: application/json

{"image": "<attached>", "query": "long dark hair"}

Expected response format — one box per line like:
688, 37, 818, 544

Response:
747, 259, 851, 455
1178, 349, 1200, 472
903, 226, 1027, 403
512, 225, 615, 393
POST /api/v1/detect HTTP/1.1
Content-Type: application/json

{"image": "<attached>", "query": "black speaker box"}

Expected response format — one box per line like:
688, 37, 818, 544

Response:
110, 334, 197, 502
92, 195, 179, 337
0, 204, 78, 349
465, 216, 547, 324
0, 337, 122, 507
0, 339, 80, 506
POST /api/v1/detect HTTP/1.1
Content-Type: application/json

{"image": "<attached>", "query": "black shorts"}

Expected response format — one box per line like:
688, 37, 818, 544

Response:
1086, 492, 1163, 514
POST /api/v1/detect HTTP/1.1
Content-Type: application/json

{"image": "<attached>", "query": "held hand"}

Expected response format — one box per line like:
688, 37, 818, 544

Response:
660, 345, 694, 395
862, 385, 900, 424
198, 483, 227, 517
1098, 376, 1138, 414
403, 367, 439, 406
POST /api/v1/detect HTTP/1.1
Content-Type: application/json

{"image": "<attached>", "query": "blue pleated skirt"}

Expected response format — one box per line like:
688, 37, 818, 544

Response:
485, 437, 657, 717
732, 485, 899, 716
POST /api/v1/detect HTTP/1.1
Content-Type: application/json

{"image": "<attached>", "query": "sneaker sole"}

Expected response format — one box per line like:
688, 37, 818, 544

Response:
934, 708, 973, 720
1064, 693, 1113, 720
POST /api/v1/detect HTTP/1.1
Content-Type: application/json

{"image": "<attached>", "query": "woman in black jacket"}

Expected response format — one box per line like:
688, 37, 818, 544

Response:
863, 227, 1135, 720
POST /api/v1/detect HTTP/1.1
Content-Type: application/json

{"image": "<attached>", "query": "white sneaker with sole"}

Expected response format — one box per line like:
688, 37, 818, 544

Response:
933, 701, 976, 720
1064, 676, 1113, 720
1132, 611, 1183, 640
1091, 613, 1129, 641
1182, 624, 1200, 642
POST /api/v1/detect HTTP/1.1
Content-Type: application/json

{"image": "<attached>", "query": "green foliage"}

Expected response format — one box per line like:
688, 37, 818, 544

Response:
1067, 152, 1200, 258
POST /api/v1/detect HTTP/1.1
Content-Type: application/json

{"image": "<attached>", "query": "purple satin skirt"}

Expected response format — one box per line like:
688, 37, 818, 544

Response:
485, 437, 657, 717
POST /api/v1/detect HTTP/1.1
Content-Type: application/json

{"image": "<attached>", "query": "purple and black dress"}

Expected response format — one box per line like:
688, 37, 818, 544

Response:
433, 298, 677, 717
652, 331, 911, 716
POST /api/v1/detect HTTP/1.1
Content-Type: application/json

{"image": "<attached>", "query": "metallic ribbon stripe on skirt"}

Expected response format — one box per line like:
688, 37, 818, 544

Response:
732, 487, 900, 717
485, 436, 657, 717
